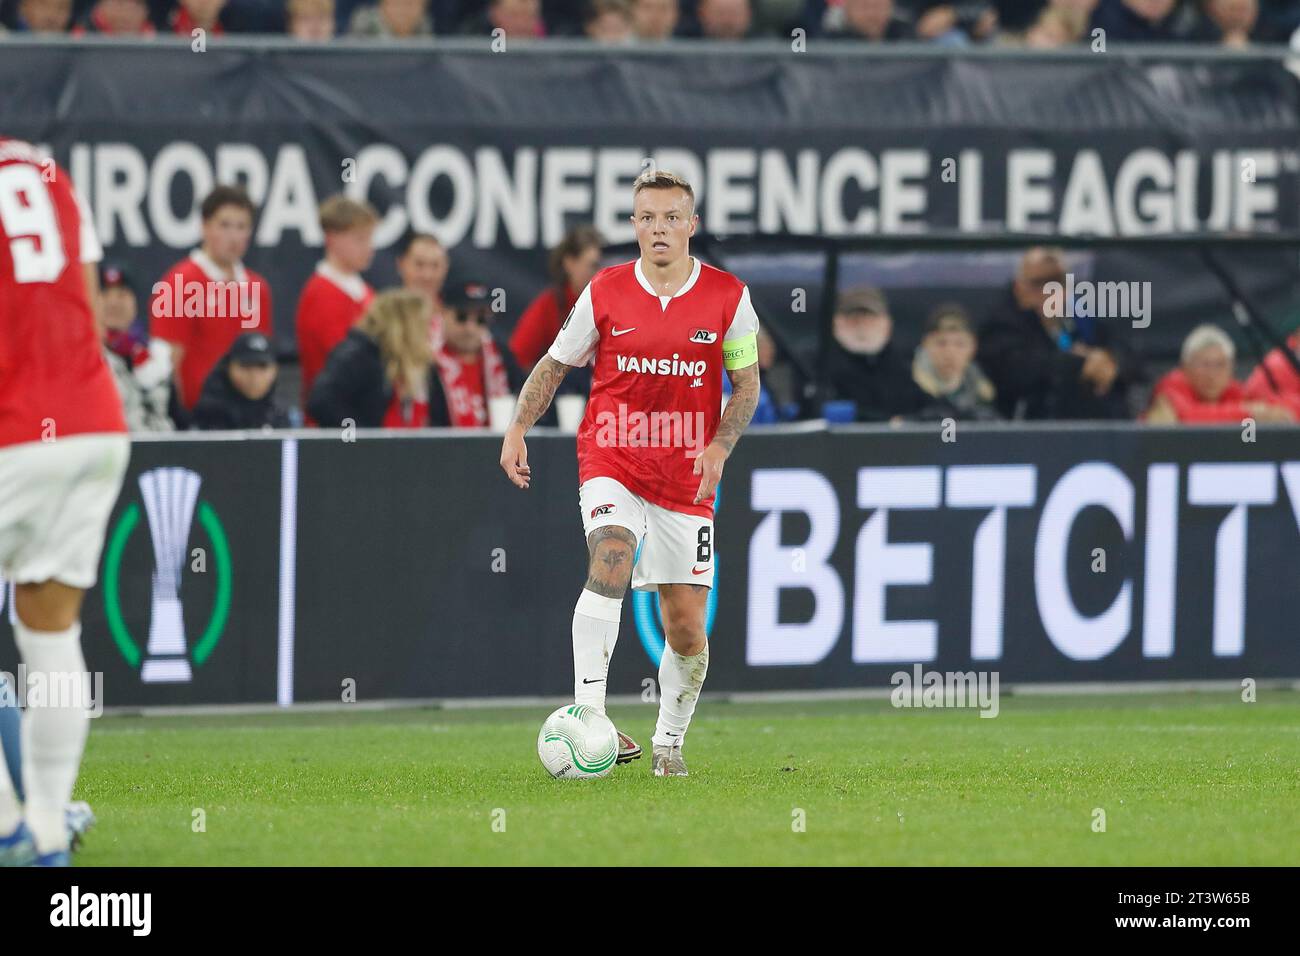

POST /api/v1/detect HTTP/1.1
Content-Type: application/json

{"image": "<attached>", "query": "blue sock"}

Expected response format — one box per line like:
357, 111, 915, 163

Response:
0, 674, 22, 802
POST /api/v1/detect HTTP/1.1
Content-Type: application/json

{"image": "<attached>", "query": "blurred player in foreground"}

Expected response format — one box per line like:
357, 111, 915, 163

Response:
499, 170, 761, 776
0, 137, 129, 865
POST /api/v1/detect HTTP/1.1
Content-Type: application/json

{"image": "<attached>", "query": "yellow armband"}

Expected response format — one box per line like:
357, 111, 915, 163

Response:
722, 331, 758, 370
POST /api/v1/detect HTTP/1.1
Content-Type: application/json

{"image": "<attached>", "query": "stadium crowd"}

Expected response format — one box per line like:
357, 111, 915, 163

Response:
1, 0, 1299, 47
95, 184, 1300, 433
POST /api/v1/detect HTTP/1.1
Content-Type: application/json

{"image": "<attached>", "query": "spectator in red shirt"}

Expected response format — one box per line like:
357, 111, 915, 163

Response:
295, 195, 378, 410
1145, 324, 1294, 424
508, 224, 603, 372
170, 0, 227, 35
1244, 333, 1300, 421
150, 184, 272, 413
395, 230, 450, 342
72, 0, 155, 34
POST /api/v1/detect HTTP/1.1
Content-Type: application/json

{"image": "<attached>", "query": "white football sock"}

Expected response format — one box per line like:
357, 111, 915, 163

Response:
572, 589, 622, 715
15, 621, 89, 854
652, 643, 709, 748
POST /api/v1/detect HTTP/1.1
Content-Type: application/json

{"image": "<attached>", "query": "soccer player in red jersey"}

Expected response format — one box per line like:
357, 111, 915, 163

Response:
0, 138, 129, 864
499, 171, 761, 776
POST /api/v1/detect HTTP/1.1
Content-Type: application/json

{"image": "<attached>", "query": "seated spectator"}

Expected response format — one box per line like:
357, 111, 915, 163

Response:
818, 0, 912, 39
170, 0, 227, 35
1146, 325, 1293, 423
99, 263, 175, 432
910, 304, 1000, 421
72, 0, 156, 34
395, 230, 450, 341
909, 1, 999, 44
509, 224, 603, 372
1007, 1, 1094, 45
630, 0, 678, 38
295, 195, 377, 410
308, 289, 434, 429
466, 0, 544, 37
151, 184, 272, 415
192, 333, 294, 430
585, 0, 633, 39
1189, 0, 1262, 46
13, 0, 74, 32
1244, 332, 1300, 419
978, 247, 1138, 420
288, 0, 337, 38
1088, 0, 1192, 42
685, 0, 755, 38
430, 280, 527, 427
348, 0, 433, 35
821, 286, 929, 422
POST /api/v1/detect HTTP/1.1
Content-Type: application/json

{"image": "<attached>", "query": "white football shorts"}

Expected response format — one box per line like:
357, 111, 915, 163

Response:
578, 476, 714, 592
0, 433, 130, 590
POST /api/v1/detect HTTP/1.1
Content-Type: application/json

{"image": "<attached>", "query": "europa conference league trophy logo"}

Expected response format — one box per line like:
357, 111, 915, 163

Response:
103, 467, 232, 684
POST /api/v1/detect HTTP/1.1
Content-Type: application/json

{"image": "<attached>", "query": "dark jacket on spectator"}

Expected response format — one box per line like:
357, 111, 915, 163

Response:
1089, 0, 1193, 42
191, 355, 292, 431
977, 290, 1138, 420
307, 328, 392, 428
822, 338, 929, 422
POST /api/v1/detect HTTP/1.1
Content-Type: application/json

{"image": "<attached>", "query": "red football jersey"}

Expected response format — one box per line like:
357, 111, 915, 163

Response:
150, 249, 272, 410
0, 138, 126, 448
548, 258, 759, 517
295, 261, 374, 408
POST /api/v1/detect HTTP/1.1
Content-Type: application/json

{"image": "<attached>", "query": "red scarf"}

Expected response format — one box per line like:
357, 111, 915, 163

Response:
434, 332, 510, 427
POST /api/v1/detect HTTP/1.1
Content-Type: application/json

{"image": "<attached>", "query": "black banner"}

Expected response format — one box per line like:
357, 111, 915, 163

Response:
2, 41, 1299, 360
4, 426, 1298, 707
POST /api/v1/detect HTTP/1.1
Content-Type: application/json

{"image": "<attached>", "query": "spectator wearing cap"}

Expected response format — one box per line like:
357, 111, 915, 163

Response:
821, 286, 929, 422
308, 289, 435, 429
72, 0, 156, 33
910, 304, 1000, 421
430, 280, 530, 428
99, 263, 176, 432
585, 0, 633, 40
287, 0, 337, 38
150, 184, 273, 414
395, 230, 450, 341
977, 247, 1138, 420
1243, 332, 1300, 420
295, 195, 378, 412
348, 0, 433, 36
192, 333, 294, 431
170, 0, 228, 35
13, 0, 74, 31
630, 0, 678, 38
508, 225, 603, 373
1145, 325, 1294, 424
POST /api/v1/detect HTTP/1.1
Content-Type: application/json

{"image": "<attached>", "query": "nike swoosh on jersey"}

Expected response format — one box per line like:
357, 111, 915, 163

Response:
611, 327, 636, 336
692, 565, 711, 575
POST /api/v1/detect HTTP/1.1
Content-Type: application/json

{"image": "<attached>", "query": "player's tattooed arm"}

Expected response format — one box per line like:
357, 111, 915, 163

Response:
712, 364, 761, 456
511, 355, 571, 431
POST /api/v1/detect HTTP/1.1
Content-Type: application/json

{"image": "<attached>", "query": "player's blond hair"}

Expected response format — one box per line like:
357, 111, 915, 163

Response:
319, 194, 379, 234
357, 289, 433, 391
632, 169, 695, 211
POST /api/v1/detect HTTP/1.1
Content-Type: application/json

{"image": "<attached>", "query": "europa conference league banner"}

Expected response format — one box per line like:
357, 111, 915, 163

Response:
7, 427, 1296, 709
2, 41, 1299, 359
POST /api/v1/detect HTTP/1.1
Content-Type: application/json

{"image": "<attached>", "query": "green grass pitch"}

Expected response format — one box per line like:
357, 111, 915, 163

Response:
73, 691, 1300, 866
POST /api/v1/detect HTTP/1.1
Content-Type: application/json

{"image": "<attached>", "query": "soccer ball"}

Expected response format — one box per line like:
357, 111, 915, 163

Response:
537, 704, 619, 779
